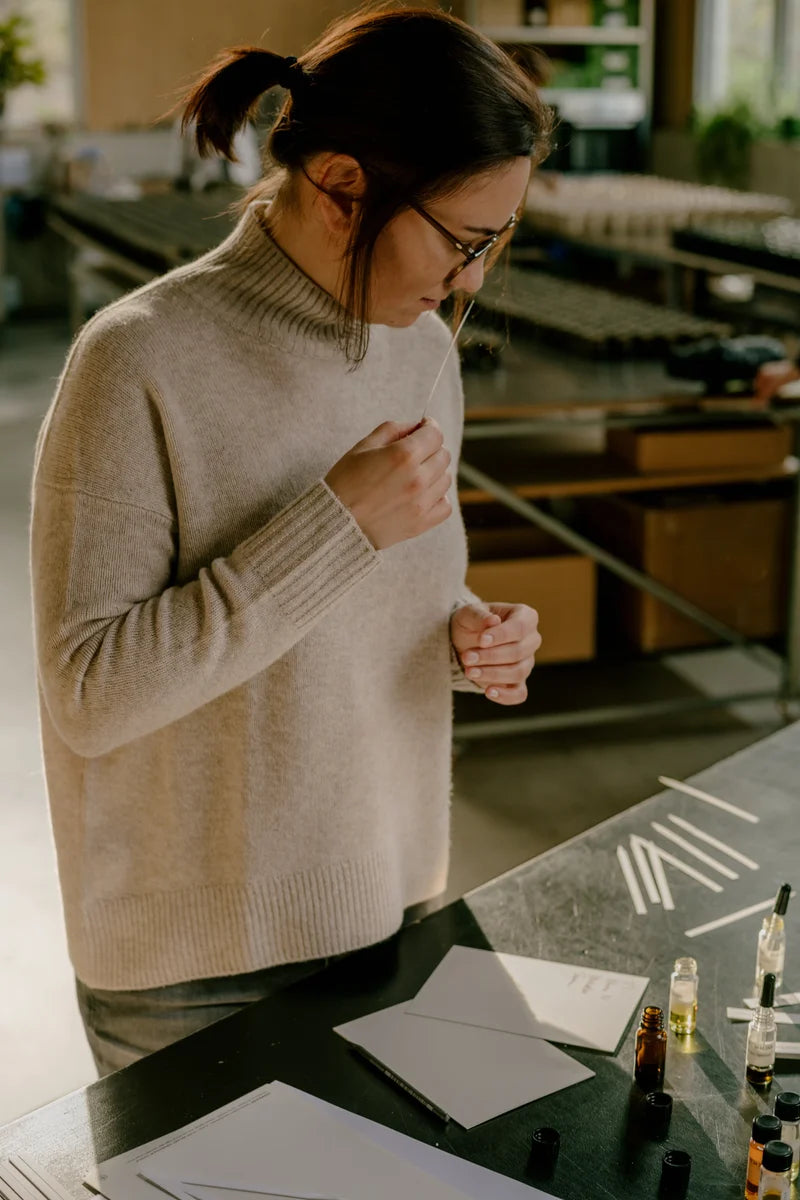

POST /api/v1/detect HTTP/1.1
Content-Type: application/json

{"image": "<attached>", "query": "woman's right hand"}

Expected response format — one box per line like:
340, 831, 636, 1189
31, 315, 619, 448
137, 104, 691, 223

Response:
325, 418, 452, 549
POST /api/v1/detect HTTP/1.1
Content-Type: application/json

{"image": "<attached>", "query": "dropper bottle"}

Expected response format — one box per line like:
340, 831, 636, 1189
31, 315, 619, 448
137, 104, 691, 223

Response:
746, 971, 777, 1087
755, 883, 791, 993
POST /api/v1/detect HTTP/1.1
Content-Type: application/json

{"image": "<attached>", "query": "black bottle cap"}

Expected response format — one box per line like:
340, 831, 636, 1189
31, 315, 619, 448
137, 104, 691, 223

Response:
760, 972, 776, 1008
752, 1114, 783, 1144
775, 1091, 800, 1122
659, 1149, 691, 1199
762, 1139, 794, 1172
645, 1091, 673, 1138
530, 1126, 560, 1172
774, 883, 791, 916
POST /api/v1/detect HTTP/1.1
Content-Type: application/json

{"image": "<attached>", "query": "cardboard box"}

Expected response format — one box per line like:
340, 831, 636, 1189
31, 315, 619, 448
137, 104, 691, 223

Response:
607, 423, 793, 474
548, 0, 592, 23
466, 522, 596, 663
579, 485, 790, 651
476, 0, 524, 23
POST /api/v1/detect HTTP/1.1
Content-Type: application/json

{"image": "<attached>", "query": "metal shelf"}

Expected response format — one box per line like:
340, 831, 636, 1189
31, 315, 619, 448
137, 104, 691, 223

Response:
478, 24, 647, 44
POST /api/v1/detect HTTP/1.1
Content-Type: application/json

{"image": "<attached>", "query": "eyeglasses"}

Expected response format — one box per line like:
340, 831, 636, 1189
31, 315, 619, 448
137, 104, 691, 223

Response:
408, 200, 517, 281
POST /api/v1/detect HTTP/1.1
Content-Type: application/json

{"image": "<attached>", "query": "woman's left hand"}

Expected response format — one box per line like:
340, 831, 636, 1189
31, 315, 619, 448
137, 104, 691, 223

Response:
451, 602, 541, 705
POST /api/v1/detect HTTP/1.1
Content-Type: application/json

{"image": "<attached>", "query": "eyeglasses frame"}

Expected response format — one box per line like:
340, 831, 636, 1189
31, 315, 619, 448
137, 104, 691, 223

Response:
406, 199, 518, 280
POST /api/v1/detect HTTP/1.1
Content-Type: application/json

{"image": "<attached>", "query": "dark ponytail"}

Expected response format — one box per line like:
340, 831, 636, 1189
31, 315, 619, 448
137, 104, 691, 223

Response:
180, 7, 553, 361
181, 47, 300, 159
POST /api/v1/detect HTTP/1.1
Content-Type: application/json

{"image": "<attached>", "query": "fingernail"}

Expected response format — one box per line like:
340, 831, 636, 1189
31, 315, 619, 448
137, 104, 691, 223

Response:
462, 652, 479, 665
480, 634, 493, 647
488, 688, 499, 699
468, 668, 481, 679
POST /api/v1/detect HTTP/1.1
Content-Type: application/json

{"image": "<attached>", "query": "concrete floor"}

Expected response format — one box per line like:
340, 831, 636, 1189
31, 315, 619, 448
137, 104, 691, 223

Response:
0, 319, 785, 1126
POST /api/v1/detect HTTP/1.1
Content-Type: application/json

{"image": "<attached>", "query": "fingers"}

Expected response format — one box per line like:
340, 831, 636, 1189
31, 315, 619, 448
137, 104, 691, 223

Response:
464, 657, 536, 687
356, 420, 419, 451
454, 602, 501, 636
417, 445, 452, 492
485, 682, 528, 706
460, 632, 542, 668
395, 417, 445, 465
425, 493, 453, 530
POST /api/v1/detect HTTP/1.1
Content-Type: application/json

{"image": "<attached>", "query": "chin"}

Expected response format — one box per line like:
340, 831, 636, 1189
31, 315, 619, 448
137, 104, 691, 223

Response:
374, 309, 425, 329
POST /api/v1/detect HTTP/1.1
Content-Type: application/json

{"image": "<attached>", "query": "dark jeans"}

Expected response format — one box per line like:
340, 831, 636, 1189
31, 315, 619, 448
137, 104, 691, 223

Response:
76, 956, 337, 1076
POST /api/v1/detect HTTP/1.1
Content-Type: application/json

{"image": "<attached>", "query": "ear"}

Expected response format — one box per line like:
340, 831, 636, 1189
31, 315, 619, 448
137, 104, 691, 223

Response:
307, 153, 367, 237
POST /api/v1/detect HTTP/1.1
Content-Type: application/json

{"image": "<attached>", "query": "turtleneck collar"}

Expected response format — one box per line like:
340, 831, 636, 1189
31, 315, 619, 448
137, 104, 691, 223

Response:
183, 201, 357, 359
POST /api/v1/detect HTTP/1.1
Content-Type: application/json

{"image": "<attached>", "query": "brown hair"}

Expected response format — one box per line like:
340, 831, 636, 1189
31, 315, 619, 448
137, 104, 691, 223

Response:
181, 5, 552, 361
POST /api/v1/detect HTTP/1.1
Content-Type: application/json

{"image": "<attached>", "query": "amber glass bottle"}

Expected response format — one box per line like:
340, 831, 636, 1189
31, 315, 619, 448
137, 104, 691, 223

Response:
635, 1006, 667, 1090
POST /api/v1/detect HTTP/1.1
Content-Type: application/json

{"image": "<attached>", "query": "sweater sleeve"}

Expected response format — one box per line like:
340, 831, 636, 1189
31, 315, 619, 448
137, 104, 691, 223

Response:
31, 321, 379, 759
449, 590, 485, 693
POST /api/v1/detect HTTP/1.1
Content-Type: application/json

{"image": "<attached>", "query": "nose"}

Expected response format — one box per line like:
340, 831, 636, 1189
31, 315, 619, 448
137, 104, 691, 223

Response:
454, 255, 486, 295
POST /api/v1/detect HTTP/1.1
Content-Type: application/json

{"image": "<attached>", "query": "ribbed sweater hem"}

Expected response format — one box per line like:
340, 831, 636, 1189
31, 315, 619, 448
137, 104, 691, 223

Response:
72, 849, 410, 991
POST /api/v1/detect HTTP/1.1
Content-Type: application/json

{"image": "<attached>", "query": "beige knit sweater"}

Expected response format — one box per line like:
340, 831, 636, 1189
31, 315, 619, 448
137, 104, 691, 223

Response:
30, 202, 480, 991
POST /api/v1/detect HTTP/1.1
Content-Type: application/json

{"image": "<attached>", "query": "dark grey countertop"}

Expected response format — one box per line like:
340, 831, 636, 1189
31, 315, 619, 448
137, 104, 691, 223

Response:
2, 723, 799, 1200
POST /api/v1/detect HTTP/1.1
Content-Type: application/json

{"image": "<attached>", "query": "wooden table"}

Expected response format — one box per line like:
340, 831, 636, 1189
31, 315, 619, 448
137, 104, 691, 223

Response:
2, 723, 799, 1199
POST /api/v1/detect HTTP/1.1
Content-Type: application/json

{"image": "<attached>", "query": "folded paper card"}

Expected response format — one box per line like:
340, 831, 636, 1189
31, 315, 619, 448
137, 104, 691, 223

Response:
408, 946, 649, 1053
85, 1081, 555, 1200
334, 1001, 594, 1127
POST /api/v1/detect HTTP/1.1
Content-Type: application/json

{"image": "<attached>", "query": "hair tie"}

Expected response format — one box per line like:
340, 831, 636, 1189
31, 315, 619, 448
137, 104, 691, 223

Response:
275, 55, 302, 92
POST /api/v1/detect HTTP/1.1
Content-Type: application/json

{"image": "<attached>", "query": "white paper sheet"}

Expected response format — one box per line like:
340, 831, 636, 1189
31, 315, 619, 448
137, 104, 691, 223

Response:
334, 1001, 594, 1128
408, 946, 649, 1053
86, 1081, 555, 1200
727, 1007, 799, 1024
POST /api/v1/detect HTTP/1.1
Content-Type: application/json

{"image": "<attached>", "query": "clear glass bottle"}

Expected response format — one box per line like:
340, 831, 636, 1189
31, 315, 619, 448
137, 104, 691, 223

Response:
755, 883, 791, 993
757, 1140, 793, 1198
774, 1092, 800, 1182
635, 1005, 667, 1090
668, 957, 698, 1035
746, 1115, 783, 1197
746, 972, 777, 1088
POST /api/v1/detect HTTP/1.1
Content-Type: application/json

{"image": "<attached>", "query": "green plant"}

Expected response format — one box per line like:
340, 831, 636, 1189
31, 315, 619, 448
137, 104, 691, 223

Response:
0, 14, 45, 117
774, 114, 800, 141
692, 101, 758, 190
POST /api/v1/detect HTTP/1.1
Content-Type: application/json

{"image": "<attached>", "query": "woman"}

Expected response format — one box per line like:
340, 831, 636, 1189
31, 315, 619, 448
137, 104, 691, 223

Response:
31, 5, 549, 1075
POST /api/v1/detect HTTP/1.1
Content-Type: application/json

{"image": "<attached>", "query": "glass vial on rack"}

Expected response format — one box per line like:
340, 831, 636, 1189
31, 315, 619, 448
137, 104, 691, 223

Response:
755, 883, 791, 993
634, 1006, 667, 1090
774, 1092, 800, 1182
757, 1140, 793, 1198
525, 1, 549, 24
668, 957, 698, 1035
746, 972, 777, 1088
746, 1115, 783, 1198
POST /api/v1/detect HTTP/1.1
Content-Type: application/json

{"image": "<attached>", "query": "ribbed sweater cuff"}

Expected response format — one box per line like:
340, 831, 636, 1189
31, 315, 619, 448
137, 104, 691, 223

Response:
450, 591, 484, 693
238, 481, 380, 629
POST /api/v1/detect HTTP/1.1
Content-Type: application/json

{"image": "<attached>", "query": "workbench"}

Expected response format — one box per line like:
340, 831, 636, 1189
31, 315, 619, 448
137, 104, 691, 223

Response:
1, 722, 798, 1199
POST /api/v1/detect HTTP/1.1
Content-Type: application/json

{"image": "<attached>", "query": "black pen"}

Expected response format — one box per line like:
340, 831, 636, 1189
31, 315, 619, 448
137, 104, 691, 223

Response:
350, 1043, 451, 1123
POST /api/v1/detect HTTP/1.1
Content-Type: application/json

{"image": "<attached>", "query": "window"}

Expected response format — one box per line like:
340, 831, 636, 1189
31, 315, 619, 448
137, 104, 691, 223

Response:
3, 0, 76, 129
694, 0, 800, 120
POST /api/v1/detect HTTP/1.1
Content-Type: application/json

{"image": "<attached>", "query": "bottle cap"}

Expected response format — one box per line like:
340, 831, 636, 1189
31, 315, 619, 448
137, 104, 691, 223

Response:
644, 1091, 673, 1138
659, 1149, 691, 1198
762, 1139, 793, 1172
774, 883, 791, 916
760, 972, 776, 1008
529, 1126, 560, 1173
752, 1114, 782, 1144
775, 1091, 800, 1122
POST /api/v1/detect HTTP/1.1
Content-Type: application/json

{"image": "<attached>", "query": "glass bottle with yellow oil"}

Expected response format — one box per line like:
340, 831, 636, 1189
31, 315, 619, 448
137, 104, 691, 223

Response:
668, 957, 698, 1035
